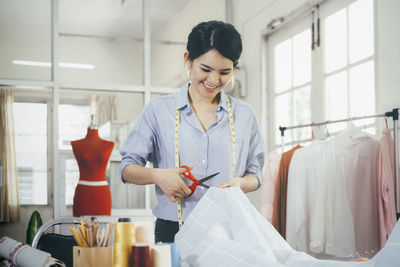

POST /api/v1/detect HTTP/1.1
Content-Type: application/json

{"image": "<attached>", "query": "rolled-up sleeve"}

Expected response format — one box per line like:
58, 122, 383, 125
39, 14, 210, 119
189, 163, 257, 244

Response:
119, 105, 156, 183
244, 113, 265, 189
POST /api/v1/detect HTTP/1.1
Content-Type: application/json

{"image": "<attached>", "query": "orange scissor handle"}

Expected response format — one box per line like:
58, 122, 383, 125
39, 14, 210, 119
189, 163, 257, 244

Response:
181, 165, 199, 194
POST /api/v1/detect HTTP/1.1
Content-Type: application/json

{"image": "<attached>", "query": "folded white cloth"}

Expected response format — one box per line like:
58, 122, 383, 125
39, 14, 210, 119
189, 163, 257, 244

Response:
175, 187, 400, 267
0, 237, 65, 267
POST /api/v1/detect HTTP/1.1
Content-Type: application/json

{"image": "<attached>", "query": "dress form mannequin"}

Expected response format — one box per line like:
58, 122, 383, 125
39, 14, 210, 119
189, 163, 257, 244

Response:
71, 115, 114, 216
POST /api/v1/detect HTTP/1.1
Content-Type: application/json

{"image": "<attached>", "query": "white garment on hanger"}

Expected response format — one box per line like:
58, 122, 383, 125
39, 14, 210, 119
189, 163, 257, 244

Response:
309, 139, 355, 256
286, 140, 325, 255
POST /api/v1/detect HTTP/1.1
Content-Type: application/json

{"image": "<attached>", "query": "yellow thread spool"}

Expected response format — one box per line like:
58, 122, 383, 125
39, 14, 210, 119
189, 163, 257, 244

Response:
113, 219, 136, 267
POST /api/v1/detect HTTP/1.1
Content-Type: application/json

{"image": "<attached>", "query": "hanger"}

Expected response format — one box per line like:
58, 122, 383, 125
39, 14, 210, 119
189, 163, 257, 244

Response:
311, 121, 330, 140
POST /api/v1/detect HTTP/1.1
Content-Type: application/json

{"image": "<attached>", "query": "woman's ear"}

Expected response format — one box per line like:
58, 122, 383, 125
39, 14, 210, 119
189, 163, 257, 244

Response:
184, 51, 192, 67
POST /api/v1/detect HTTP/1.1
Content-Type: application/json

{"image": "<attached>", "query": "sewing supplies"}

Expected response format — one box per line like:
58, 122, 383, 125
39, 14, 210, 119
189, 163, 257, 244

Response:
113, 218, 136, 267
180, 165, 219, 195
70, 218, 113, 248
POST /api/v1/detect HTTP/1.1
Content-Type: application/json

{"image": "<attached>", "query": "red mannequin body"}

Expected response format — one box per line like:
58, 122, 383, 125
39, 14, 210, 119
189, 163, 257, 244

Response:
71, 128, 114, 216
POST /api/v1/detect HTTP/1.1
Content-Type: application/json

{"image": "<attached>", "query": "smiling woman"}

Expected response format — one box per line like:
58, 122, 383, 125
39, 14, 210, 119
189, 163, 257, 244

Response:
120, 20, 265, 243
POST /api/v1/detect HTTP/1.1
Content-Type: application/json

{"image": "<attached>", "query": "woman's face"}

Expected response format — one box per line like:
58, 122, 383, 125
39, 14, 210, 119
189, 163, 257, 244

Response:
185, 49, 234, 101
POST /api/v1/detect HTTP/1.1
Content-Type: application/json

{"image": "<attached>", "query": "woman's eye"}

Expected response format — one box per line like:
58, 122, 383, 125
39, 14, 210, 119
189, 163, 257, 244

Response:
220, 72, 230, 75
201, 68, 210, 73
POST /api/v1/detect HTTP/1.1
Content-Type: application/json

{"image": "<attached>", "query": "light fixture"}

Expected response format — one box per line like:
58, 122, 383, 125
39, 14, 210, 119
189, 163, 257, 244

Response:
12, 60, 95, 70
266, 17, 285, 30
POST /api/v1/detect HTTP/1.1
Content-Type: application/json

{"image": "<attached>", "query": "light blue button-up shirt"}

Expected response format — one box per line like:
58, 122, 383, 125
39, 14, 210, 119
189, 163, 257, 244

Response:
120, 83, 265, 221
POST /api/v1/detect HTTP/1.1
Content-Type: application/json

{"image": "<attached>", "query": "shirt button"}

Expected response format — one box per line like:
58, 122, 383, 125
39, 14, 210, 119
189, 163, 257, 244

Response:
202, 160, 206, 164
203, 134, 206, 138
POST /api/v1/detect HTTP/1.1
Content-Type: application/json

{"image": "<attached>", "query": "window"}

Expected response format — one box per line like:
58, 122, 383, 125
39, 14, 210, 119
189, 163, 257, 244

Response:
324, 0, 375, 133
57, 89, 154, 217
270, 22, 312, 146
14, 102, 48, 205
267, 0, 375, 150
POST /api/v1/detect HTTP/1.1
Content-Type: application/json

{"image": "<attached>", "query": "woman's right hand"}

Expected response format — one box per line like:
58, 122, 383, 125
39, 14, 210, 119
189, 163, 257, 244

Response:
153, 167, 192, 202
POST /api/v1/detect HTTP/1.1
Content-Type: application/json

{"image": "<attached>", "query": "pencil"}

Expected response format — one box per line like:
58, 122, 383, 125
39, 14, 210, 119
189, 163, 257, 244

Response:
70, 225, 83, 247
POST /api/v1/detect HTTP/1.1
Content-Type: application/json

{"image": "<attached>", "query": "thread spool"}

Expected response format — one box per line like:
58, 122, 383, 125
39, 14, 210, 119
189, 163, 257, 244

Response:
150, 244, 172, 267
169, 243, 180, 267
113, 218, 136, 267
130, 244, 150, 267
134, 221, 154, 245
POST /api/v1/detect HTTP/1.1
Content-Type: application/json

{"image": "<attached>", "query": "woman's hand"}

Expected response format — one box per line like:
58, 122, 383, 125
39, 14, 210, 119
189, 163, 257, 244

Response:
217, 177, 243, 190
217, 174, 259, 193
153, 167, 193, 202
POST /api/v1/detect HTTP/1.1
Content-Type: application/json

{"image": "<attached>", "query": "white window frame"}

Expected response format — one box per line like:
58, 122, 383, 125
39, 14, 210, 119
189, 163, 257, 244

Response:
261, 0, 377, 152
13, 94, 52, 206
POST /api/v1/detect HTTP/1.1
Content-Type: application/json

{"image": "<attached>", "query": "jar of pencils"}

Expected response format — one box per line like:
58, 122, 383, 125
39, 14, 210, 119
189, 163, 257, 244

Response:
70, 218, 114, 267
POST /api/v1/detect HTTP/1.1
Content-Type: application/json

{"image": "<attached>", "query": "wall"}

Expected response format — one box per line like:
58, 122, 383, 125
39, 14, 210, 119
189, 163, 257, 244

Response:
376, 0, 400, 114
0, 206, 53, 243
151, 0, 226, 87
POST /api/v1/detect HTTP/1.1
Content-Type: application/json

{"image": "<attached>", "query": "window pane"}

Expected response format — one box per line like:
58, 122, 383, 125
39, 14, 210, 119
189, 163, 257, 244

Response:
274, 39, 292, 93
275, 92, 292, 144
293, 86, 311, 141
0, 0, 51, 80
65, 159, 79, 205
325, 71, 348, 132
293, 29, 311, 86
349, 60, 375, 125
349, 0, 374, 63
325, 8, 347, 73
59, 104, 91, 149
60, 89, 145, 209
14, 103, 47, 205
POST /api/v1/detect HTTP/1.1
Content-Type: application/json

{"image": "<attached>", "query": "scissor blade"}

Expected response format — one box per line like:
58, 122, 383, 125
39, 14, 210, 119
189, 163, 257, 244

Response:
198, 172, 219, 185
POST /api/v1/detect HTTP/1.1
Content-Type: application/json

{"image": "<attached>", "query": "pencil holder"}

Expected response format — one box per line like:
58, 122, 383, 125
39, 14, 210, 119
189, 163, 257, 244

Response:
73, 246, 113, 267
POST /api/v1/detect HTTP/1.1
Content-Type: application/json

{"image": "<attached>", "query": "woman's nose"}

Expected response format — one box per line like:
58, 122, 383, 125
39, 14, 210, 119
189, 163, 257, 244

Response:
208, 72, 219, 84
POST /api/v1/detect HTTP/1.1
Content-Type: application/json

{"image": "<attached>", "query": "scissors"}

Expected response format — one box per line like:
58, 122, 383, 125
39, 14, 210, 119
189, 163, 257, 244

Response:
181, 165, 219, 196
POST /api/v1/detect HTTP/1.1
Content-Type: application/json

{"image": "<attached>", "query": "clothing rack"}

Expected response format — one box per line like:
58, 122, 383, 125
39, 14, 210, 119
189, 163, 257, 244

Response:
278, 108, 400, 219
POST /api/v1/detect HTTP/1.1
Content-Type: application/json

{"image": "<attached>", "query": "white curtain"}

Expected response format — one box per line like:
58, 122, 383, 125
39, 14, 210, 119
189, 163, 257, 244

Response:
0, 88, 20, 222
92, 95, 117, 127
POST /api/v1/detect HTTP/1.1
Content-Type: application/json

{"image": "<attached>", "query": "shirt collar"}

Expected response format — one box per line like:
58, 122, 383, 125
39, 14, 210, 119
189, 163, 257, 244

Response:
176, 82, 230, 112
176, 83, 190, 110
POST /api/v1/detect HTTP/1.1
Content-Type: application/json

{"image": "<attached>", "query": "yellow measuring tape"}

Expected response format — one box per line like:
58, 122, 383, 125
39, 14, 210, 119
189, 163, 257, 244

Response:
175, 97, 236, 228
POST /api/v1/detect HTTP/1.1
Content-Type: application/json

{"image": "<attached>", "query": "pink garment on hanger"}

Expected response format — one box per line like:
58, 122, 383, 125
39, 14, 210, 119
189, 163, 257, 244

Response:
378, 128, 397, 247
260, 151, 282, 222
335, 135, 380, 253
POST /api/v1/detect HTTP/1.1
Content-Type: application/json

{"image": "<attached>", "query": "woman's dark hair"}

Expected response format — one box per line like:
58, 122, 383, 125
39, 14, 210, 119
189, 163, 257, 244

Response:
187, 20, 242, 67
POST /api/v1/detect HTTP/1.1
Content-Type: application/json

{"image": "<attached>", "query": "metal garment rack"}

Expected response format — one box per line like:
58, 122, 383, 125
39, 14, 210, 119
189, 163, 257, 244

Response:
279, 108, 400, 219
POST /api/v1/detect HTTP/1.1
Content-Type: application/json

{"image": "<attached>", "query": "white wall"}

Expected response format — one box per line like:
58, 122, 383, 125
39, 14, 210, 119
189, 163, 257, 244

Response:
151, 0, 226, 87
232, 0, 400, 210
376, 0, 400, 113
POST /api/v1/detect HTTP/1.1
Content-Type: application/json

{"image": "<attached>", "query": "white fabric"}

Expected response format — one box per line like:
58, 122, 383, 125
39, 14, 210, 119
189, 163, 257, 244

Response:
78, 180, 108, 186
175, 187, 400, 267
286, 141, 324, 255
309, 140, 355, 256
0, 237, 65, 267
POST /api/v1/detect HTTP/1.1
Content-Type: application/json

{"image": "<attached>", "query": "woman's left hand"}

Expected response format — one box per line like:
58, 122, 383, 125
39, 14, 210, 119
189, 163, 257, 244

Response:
217, 177, 242, 190
216, 174, 259, 193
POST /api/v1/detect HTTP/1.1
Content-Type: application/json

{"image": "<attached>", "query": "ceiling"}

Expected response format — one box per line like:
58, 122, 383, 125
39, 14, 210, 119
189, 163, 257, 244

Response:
0, 0, 191, 39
